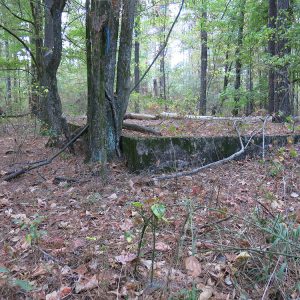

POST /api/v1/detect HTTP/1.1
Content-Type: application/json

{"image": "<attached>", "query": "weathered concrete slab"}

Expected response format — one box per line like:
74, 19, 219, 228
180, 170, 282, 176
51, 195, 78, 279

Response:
121, 134, 300, 173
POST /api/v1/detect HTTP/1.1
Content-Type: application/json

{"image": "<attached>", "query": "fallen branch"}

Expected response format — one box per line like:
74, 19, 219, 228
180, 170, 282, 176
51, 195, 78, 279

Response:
0, 112, 30, 118
124, 113, 158, 120
123, 122, 162, 136
153, 122, 258, 181
2, 125, 88, 181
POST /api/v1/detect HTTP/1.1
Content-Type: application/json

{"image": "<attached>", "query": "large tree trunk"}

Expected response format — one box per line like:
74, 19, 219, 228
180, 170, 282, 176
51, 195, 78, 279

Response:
232, 0, 246, 116
268, 0, 277, 114
86, 0, 110, 163
198, 0, 208, 115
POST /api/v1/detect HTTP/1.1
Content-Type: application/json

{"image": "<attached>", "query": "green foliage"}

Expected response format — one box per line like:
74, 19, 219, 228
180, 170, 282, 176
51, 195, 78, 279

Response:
0, 267, 34, 292
17, 214, 46, 246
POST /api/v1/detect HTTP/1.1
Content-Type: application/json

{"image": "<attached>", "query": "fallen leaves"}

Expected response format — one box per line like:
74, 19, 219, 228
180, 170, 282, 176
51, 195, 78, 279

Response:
75, 275, 98, 293
115, 252, 137, 265
184, 256, 202, 277
46, 286, 72, 300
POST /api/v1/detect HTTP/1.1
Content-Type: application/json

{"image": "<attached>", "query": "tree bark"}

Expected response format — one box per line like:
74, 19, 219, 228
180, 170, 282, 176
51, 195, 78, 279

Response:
86, 0, 110, 164
104, 0, 120, 156
4, 40, 12, 108
116, 0, 137, 133
134, 8, 141, 113
274, 0, 291, 117
199, 0, 208, 115
245, 64, 254, 115
232, 0, 246, 116
39, 0, 68, 136
268, 0, 277, 114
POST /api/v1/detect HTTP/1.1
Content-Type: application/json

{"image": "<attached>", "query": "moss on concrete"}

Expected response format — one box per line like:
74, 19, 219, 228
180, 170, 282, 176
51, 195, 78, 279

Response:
121, 134, 300, 173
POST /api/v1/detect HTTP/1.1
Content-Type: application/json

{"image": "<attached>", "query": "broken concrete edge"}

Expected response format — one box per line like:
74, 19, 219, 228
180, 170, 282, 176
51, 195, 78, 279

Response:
121, 134, 300, 173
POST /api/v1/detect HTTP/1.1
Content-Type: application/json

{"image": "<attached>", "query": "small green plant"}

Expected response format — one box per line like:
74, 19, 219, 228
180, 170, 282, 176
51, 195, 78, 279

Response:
132, 199, 167, 283
169, 286, 199, 299
0, 267, 34, 292
268, 161, 284, 177
17, 214, 46, 246
289, 147, 298, 158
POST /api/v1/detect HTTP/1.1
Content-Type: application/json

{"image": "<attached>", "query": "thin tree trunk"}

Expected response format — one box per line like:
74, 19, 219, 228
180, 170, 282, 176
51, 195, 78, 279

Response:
5, 40, 12, 109
275, 0, 291, 117
159, 3, 167, 107
199, 0, 208, 115
245, 64, 254, 115
134, 2, 141, 113
233, 0, 246, 116
268, 0, 277, 114
116, 0, 137, 129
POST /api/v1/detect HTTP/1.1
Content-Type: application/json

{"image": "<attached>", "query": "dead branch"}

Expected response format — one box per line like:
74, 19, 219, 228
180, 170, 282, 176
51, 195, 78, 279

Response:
123, 122, 162, 136
2, 125, 88, 181
124, 113, 158, 120
153, 122, 259, 181
0, 112, 30, 118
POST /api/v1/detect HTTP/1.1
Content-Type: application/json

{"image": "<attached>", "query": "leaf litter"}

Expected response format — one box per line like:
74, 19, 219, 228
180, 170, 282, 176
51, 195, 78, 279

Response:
0, 123, 299, 299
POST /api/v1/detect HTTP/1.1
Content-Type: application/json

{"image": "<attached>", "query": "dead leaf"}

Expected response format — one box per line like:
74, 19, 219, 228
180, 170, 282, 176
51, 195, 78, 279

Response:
115, 252, 137, 265
108, 193, 118, 200
155, 241, 171, 252
184, 256, 202, 277
0, 198, 9, 207
120, 218, 134, 231
224, 275, 233, 286
72, 238, 86, 250
46, 291, 59, 300
198, 286, 214, 300
75, 275, 98, 293
31, 264, 52, 278
59, 286, 72, 297
73, 264, 88, 276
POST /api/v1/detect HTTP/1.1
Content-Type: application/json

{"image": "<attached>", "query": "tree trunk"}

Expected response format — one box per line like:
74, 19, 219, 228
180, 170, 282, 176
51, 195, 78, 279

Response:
268, 0, 277, 114
134, 2, 141, 113
5, 40, 12, 109
274, 0, 291, 117
39, 0, 67, 136
199, 0, 208, 115
104, 0, 120, 156
245, 64, 254, 115
153, 79, 159, 97
86, 0, 110, 164
116, 0, 137, 130
233, 0, 246, 116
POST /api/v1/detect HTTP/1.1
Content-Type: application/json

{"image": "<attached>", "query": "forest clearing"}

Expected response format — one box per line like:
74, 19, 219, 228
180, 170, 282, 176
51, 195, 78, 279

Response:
1, 0, 300, 299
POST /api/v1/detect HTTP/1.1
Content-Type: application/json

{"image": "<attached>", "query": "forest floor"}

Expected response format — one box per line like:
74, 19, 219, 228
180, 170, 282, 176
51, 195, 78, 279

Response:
0, 119, 300, 300
122, 117, 300, 138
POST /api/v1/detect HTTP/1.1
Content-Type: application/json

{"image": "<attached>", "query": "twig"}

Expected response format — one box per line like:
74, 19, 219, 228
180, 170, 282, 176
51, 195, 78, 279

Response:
0, 112, 30, 118
261, 256, 281, 300
197, 244, 300, 259
116, 264, 124, 300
